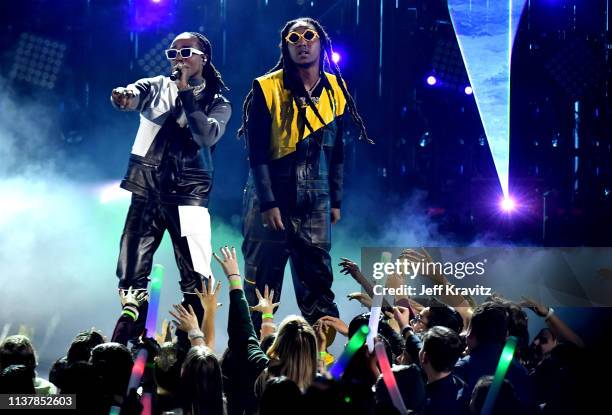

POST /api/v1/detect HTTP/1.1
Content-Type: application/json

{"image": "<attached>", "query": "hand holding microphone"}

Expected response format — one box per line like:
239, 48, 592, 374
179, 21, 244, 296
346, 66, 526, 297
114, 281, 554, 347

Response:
171, 63, 190, 91
170, 63, 183, 81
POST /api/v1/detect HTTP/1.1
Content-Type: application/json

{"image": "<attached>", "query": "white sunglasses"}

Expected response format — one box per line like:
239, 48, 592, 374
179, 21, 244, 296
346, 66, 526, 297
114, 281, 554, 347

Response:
164, 47, 205, 60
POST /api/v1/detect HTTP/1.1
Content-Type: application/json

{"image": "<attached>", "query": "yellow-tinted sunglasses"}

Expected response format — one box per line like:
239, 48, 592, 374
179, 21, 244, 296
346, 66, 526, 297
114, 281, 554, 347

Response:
285, 29, 320, 45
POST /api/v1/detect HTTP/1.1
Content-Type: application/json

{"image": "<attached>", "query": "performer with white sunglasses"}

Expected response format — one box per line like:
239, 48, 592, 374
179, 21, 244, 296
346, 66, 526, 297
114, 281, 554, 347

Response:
110, 32, 231, 344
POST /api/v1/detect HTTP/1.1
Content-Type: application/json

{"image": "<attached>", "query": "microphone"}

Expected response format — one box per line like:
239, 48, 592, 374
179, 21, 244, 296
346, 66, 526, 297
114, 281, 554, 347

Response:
170, 67, 182, 81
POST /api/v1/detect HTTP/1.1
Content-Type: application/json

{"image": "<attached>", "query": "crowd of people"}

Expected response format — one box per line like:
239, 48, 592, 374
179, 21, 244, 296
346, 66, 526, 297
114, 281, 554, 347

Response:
0, 247, 590, 414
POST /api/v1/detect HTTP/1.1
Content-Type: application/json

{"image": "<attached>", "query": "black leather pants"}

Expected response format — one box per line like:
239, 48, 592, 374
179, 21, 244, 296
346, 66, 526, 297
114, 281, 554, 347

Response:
241, 183, 340, 330
116, 194, 209, 344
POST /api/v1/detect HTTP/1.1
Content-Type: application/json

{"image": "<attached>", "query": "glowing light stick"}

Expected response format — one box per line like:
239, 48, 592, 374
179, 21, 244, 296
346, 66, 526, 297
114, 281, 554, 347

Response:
367, 252, 392, 351
329, 325, 369, 379
145, 264, 164, 336
480, 336, 518, 415
110, 349, 150, 415
127, 348, 148, 392
140, 392, 152, 415
375, 341, 408, 415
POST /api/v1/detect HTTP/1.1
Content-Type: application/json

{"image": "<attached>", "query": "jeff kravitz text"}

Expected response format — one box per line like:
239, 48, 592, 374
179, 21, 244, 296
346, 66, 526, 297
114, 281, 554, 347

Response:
372, 283, 492, 296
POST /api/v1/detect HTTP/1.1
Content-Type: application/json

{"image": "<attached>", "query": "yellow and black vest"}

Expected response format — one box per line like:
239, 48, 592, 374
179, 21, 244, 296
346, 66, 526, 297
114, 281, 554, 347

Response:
255, 69, 347, 161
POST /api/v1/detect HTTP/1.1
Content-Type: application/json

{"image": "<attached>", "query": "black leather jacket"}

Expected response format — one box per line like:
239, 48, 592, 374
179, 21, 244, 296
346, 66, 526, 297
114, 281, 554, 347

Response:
113, 76, 231, 207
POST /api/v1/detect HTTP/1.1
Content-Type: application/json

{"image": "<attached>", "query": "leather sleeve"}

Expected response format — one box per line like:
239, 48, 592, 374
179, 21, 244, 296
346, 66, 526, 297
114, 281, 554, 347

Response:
246, 80, 277, 211
179, 91, 232, 148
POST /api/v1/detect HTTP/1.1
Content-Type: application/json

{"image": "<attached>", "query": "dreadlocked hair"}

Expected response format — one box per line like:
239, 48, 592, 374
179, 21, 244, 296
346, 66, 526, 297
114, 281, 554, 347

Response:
237, 18, 372, 144
181, 32, 228, 109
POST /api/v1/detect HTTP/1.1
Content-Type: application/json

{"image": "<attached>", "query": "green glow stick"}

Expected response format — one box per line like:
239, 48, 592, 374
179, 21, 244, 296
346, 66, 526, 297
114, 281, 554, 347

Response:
481, 336, 518, 415
329, 325, 369, 379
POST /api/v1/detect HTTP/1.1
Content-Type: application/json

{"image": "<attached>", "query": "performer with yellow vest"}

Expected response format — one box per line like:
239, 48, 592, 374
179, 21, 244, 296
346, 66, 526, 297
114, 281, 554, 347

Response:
238, 17, 371, 330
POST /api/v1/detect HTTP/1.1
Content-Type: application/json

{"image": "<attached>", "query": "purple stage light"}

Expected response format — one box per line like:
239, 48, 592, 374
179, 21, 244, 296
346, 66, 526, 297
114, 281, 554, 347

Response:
130, 0, 171, 31
500, 196, 516, 212
426, 75, 437, 86
464, 86, 473, 95
331, 52, 341, 63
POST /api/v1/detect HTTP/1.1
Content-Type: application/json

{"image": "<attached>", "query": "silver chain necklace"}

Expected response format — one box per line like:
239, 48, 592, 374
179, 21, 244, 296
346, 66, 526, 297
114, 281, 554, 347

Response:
307, 76, 321, 96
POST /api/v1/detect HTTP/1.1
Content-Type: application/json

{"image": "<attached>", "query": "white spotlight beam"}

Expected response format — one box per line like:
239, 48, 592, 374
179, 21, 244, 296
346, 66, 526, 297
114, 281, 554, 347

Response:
448, 0, 527, 198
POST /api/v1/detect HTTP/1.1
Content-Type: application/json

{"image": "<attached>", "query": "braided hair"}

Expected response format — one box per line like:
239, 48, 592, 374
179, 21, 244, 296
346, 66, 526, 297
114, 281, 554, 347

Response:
237, 18, 372, 143
174, 32, 228, 109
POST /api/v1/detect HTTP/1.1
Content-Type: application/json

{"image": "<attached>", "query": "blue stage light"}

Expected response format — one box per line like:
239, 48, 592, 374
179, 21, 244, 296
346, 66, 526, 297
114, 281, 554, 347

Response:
419, 132, 431, 147
551, 135, 559, 147
426, 75, 437, 86
332, 52, 341, 63
464, 86, 473, 95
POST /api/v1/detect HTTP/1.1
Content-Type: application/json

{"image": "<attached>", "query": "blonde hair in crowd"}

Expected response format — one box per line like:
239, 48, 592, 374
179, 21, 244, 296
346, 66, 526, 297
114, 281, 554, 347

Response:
265, 315, 318, 391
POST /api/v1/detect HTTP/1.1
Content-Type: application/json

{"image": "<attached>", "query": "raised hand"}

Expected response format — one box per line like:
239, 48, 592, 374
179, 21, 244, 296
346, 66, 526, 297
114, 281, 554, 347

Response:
196, 277, 222, 314
313, 320, 328, 352
212, 246, 240, 277
347, 292, 373, 308
319, 315, 349, 337
519, 297, 549, 317
155, 319, 174, 344
169, 304, 199, 332
120, 286, 148, 307
250, 284, 280, 314
392, 306, 412, 330
339, 257, 360, 276
399, 248, 447, 284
